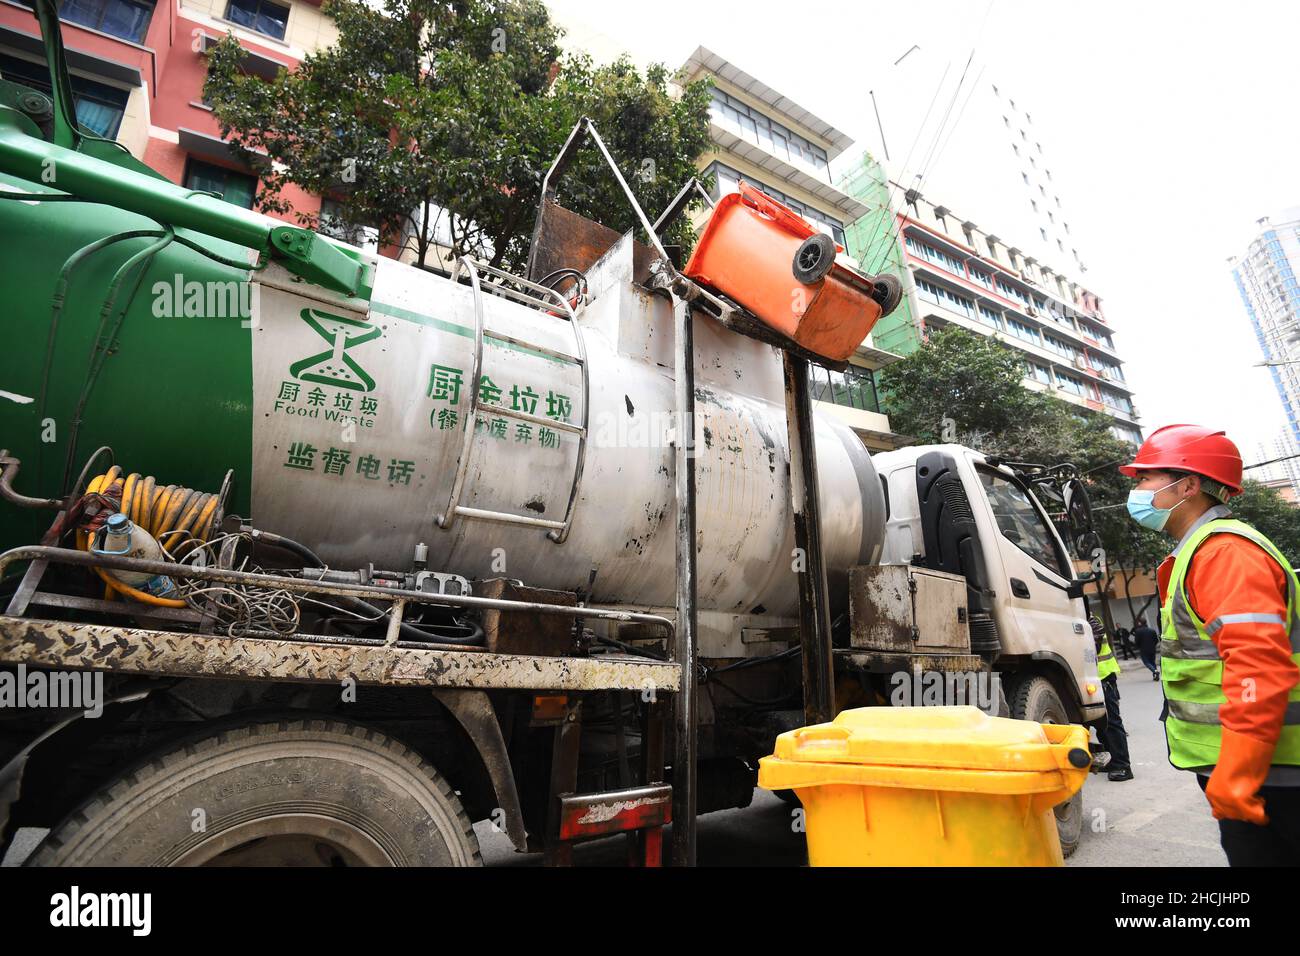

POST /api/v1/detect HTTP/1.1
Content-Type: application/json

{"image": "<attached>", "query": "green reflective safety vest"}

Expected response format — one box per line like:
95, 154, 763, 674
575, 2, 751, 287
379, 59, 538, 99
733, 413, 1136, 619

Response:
1097, 639, 1120, 680
1160, 517, 1300, 771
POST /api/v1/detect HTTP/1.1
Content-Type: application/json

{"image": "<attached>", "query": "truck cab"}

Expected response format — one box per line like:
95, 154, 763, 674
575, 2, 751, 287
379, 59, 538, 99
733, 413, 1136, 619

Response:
872, 443, 1105, 727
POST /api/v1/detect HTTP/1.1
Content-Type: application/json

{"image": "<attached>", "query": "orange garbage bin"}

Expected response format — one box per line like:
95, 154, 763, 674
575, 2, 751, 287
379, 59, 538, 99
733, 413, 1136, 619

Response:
683, 182, 900, 362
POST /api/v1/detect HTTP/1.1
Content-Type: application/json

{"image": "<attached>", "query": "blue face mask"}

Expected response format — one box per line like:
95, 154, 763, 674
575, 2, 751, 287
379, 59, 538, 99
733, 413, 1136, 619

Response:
1126, 478, 1186, 532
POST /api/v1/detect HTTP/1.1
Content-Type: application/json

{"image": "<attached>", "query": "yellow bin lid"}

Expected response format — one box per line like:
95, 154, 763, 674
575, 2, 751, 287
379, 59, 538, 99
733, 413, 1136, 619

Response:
760, 706, 1091, 795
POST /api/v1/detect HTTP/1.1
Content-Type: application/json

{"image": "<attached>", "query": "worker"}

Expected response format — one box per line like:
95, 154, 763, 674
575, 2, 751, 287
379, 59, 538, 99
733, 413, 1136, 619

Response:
1133, 615, 1160, 680
1092, 614, 1133, 781
1120, 423, 1300, 865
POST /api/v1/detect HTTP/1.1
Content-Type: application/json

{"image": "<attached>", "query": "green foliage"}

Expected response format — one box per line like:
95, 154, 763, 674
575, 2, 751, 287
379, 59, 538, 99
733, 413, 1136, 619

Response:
876, 326, 1039, 443
879, 326, 1142, 563
203, 0, 713, 270
1228, 479, 1300, 567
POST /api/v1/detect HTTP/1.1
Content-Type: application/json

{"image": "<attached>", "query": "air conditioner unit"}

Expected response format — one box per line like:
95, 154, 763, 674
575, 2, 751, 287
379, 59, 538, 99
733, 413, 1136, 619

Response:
1026, 305, 1038, 317
1073, 356, 1088, 370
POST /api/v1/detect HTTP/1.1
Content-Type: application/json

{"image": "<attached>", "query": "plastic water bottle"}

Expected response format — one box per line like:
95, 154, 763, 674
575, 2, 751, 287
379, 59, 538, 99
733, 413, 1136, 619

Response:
92, 513, 177, 597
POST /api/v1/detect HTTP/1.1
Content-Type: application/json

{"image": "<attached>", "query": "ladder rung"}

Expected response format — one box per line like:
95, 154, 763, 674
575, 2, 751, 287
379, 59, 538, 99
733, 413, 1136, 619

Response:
485, 330, 582, 365
476, 403, 585, 435
453, 506, 566, 530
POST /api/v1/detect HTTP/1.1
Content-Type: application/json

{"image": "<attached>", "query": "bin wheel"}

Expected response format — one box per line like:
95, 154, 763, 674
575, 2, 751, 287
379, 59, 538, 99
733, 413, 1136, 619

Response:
1010, 676, 1083, 858
869, 273, 903, 316
792, 233, 837, 284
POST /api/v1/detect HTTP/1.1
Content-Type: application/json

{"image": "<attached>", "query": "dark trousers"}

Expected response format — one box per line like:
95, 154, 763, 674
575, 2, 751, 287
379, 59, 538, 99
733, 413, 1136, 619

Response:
1096, 674, 1130, 771
1197, 776, 1300, 866
1137, 635, 1159, 676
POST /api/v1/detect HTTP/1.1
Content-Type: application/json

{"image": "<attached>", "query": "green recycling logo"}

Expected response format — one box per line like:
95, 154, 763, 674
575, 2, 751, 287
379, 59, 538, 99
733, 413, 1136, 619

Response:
289, 308, 381, 392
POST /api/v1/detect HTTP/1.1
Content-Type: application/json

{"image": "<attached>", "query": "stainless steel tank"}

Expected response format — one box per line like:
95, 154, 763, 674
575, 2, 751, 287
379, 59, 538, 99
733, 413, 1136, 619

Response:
246, 234, 887, 654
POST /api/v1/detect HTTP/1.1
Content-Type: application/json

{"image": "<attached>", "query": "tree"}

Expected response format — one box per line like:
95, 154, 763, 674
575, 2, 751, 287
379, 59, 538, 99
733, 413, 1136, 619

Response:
876, 326, 1041, 444
1227, 479, 1300, 567
203, 0, 713, 271
878, 326, 1139, 565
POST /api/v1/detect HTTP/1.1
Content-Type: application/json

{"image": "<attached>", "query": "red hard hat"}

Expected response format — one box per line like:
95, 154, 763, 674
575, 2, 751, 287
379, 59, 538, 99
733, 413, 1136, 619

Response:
1118, 424, 1243, 495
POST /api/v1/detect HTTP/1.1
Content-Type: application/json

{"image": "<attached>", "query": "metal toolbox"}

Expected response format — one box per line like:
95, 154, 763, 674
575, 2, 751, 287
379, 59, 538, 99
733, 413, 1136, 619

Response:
849, 564, 971, 654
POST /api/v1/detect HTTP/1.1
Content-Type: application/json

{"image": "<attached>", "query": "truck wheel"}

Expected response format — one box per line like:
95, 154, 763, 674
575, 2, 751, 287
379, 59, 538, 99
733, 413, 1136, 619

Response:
1010, 677, 1082, 858
792, 233, 837, 284
27, 718, 481, 867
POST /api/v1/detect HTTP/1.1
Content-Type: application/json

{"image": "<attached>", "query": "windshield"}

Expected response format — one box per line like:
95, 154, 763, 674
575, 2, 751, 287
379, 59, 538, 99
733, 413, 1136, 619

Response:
978, 466, 1069, 578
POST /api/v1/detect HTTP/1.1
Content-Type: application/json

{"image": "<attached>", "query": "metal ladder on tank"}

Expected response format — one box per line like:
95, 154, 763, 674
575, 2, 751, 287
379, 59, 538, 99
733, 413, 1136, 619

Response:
434, 256, 591, 544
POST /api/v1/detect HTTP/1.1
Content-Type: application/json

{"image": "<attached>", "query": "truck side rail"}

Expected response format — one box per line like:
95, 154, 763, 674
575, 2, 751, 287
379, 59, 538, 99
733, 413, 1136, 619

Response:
0, 545, 680, 693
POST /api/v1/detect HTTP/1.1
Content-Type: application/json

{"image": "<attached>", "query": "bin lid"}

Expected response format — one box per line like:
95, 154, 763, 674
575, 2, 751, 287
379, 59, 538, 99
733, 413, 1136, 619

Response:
770, 706, 1068, 773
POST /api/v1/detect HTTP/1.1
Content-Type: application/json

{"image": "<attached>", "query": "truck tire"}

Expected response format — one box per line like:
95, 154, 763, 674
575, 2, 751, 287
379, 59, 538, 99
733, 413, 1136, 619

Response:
1010, 677, 1082, 858
27, 718, 481, 867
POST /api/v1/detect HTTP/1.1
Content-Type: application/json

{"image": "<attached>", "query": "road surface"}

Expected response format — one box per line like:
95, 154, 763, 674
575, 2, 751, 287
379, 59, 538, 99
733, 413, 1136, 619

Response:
476, 661, 1227, 866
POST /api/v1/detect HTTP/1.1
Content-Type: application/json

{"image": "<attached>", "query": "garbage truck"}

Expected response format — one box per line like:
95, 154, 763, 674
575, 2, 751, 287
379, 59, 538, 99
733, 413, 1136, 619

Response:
0, 3, 1107, 865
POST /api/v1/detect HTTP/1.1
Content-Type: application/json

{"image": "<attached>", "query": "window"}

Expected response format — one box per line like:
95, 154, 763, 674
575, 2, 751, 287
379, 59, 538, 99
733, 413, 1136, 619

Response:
979, 467, 1068, 576
809, 364, 880, 413
904, 235, 965, 276
225, 0, 289, 41
915, 278, 975, 319
968, 265, 994, 290
1055, 372, 1085, 396
707, 90, 830, 178
1024, 361, 1052, 385
185, 158, 257, 209
996, 277, 1027, 304
1006, 317, 1039, 344
318, 198, 379, 253
978, 305, 1003, 329
0, 53, 130, 137
57, 0, 155, 43
1040, 227, 1048, 242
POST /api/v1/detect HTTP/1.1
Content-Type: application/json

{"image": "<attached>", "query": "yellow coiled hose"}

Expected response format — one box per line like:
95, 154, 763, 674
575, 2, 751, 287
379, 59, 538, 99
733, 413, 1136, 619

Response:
77, 466, 221, 608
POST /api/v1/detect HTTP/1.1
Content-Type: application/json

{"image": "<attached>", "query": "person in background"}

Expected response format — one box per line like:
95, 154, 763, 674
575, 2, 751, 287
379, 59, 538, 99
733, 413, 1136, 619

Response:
1092, 614, 1133, 782
1121, 423, 1300, 865
1115, 625, 1136, 660
1133, 616, 1160, 680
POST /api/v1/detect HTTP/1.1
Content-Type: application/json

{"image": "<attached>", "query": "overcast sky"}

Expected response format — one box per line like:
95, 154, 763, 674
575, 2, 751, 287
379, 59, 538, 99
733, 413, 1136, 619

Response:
548, 0, 1300, 464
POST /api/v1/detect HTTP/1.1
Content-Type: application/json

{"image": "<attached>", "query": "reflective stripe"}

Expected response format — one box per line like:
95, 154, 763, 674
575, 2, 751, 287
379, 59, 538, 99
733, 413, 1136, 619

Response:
1169, 699, 1300, 726
1159, 637, 1222, 661
1097, 650, 1114, 662
1160, 517, 1300, 770
1205, 612, 1287, 635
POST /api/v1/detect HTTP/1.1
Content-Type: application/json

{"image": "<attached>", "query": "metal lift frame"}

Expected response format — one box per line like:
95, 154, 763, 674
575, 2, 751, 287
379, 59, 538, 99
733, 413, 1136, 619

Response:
532, 117, 840, 864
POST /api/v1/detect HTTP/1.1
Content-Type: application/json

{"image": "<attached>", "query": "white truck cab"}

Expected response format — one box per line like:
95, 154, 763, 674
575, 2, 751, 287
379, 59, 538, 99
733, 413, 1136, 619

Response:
871, 444, 1106, 726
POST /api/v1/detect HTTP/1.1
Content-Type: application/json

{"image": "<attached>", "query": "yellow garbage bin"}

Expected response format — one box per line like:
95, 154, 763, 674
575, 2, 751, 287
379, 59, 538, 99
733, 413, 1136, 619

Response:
758, 706, 1091, 867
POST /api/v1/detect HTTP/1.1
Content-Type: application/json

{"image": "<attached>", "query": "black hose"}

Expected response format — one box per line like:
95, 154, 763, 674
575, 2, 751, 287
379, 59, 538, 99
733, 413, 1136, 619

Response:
253, 529, 485, 646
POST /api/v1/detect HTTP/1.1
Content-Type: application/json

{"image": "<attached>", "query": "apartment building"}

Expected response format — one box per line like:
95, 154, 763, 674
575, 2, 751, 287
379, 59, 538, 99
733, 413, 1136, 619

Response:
839, 152, 1142, 446
0, 0, 377, 245
676, 45, 902, 450
1232, 209, 1300, 458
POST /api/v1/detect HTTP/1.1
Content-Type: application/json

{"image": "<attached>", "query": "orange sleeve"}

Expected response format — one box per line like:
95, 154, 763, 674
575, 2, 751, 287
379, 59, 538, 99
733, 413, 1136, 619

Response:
1186, 535, 1298, 747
